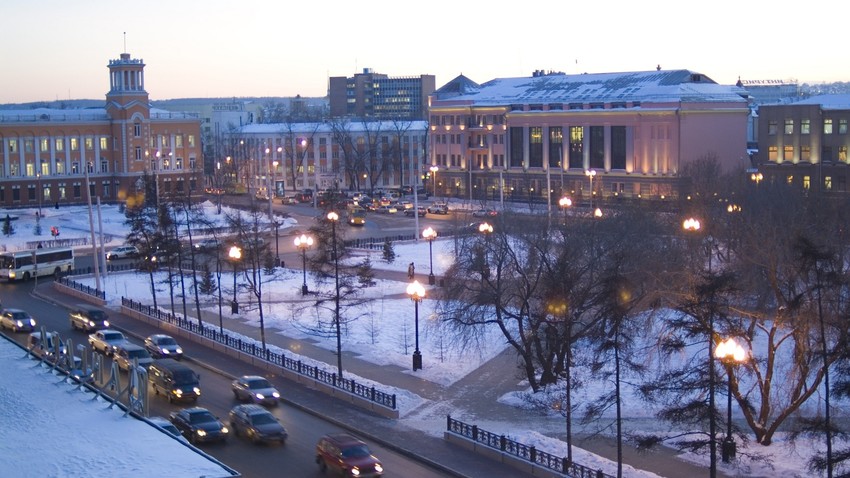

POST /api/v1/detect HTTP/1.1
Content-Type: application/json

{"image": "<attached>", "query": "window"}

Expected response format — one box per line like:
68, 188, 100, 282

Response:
589, 126, 604, 169
70, 138, 78, 151
25, 163, 35, 177
12, 187, 20, 201
175, 135, 183, 148
840, 146, 848, 162
824, 119, 833, 134
801, 146, 811, 161
549, 127, 562, 168
803, 175, 811, 189
73, 184, 81, 199
787, 175, 794, 185
8, 139, 17, 153
823, 146, 833, 162
784, 119, 794, 135
9, 163, 18, 177
528, 127, 543, 168
58, 186, 66, 200
24, 140, 33, 153
175, 157, 183, 170
783, 145, 794, 161
841, 119, 848, 134
41, 161, 49, 176
825, 176, 833, 191
188, 135, 196, 147
133, 123, 141, 137
42, 184, 50, 202
509, 127, 524, 168
99, 137, 108, 150
135, 147, 142, 161
27, 185, 35, 201
569, 126, 583, 169
55, 138, 64, 152
768, 121, 777, 135
801, 119, 810, 135
189, 157, 196, 169
160, 135, 169, 147
101, 160, 108, 173
71, 162, 79, 174
56, 162, 64, 175
611, 126, 626, 170
85, 138, 94, 150
40, 139, 49, 152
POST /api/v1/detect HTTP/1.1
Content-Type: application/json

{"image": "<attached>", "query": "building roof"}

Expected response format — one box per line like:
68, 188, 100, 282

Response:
433, 70, 748, 106
433, 74, 481, 98
239, 120, 428, 135
0, 106, 198, 123
791, 94, 850, 110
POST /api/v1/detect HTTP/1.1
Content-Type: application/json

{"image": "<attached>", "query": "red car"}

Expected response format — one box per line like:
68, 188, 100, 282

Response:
316, 434, 383, 477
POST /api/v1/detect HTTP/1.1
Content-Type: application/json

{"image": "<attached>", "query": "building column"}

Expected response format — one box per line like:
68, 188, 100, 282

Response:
523, 125, 530, 169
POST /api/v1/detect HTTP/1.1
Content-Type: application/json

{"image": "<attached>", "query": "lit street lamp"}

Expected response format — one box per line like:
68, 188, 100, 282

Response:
228, 245, 242, 314
422, 227, 437, 285
558, 196, 571, 225
715, 337, 746, 463
294, 234, 313, 295
478, 222, 493, 278
327, 211, 342, 377
585, 169, 597, 211
429, 166, 439, 198
406, 280, 426, 371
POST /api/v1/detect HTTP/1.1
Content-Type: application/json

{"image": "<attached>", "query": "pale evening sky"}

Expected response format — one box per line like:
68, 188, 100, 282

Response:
1, 0, 846, 104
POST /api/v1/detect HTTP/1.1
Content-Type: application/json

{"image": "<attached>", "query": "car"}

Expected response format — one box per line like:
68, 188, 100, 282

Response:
169, 407, 229, 444
398, 200, 414, 210
193, 238, 222, 252
106, 245, 139, 260
149, 359, 201, 403
0, 308, 36, 332
113, 343, 154, 372
316, 433, 384, 477
148, 416, 189, 444
375, 205, 397, 214
27, 330, 67, 361
88, 329, 128, 356
144, 334, 184, 360
348, 210, 367, 226
472, 208, 498, 218
404, 206, 427, 217
231, 375, 281, 406
426, 203, 448, 214
228, 404, 288, 445
69, 304, 110, 332
279, 196, 299, 205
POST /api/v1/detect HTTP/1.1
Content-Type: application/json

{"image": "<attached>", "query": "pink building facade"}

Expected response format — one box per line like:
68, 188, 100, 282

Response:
428, 70, 749, 205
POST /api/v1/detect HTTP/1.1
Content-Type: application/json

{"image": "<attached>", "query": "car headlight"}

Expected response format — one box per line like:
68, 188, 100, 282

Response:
196, 429, 207, 437
160, 348, 170, 354
87, 320, 95, 327
103, 321, 110, 327
374, 464, 383, 473
193, 387, 201, 395
9, 272, 15, 278
272, 391, 280, 398
350, 467, 360, 476
175, 348, 183, 354
221, 426, 229, 434
174, 389, 183, 397
255, 393, 265, 400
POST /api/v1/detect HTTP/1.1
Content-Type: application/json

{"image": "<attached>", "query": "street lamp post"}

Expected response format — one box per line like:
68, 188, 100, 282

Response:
585, 169, 597, 211
422, 227, 437, 285
272, 159, 280, 266
478, 222, 493, 279
228, 245, 242, 314
558, 196, 572, 225
715, 337, 746, 463
294, 234, 313, 295
406, 280, 426, 371
327, 211, 342, 377
429, 166, 439, 198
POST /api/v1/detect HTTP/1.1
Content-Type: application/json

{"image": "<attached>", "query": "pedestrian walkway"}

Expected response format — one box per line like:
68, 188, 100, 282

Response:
43, 265, 728, 478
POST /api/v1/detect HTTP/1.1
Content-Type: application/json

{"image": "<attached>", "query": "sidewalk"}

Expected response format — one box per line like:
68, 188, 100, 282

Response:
44, 266, 727, 478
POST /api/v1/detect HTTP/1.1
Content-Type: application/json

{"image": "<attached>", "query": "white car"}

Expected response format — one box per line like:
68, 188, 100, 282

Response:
375, 205, 398, 214
113, 343, 154, 372
106, 245, 139, 260
149, 416, 189, 444
88, 329, 128, 356
231, 375, 281, 406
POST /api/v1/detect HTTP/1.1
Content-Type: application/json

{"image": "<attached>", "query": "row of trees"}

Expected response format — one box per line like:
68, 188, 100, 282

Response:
437, 159, 850, 476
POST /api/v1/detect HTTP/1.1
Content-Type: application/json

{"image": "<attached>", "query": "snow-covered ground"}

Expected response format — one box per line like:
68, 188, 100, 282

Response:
1, 202, 844, 477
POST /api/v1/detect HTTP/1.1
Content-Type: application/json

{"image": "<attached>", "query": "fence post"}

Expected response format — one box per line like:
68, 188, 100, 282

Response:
596, 470, 604, 478
500, 435, 507, 451
471, 425, 478, 441
391, 394, 396, 410
447, 415, 451, 430
529, 446, 536, 463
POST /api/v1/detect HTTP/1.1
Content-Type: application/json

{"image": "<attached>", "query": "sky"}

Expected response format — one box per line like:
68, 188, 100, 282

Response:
2, 202, 846, 477
1, 1, 847, 104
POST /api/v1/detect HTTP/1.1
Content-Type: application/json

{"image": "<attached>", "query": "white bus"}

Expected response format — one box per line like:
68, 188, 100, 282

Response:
0, 247, 75, 281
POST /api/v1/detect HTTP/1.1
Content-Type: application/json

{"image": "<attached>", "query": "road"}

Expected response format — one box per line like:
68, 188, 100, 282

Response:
0, 278, 450, 478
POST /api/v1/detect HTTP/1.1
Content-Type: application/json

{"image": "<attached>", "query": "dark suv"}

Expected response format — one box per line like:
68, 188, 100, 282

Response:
69, 304, 110, 332
316, 434, 383, 477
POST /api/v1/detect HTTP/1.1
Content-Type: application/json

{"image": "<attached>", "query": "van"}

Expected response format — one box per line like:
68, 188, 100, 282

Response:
148, 358, 201, 403
69, 304, 110, 332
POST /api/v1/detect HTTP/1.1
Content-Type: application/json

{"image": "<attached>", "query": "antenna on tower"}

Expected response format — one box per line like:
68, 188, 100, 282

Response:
123, 32, 126, 53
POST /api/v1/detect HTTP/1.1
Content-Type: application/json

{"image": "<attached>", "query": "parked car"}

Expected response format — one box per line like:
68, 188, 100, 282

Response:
149, 358, 201, 403
144, 334, 184, 360
148, 416, 189, 444
106, 245, 139, 260
315, 433, 384, 477
169, 407, 229, 444
279, 196, 299, 205
426, 203, 449, 215
228, 404, 288, 445
472, 208, 498, 218
375, 205, 397, 214
0, 308, 36, 333
193, 238, 222, 252
88, 329, 128, 356
404, 206, 426, 217
69, 304, 110, 332
113, 343, 154, 372
231, 375, 281, 406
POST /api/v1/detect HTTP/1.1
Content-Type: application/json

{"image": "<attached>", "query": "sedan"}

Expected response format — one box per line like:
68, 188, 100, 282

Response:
144, 334, 184, 360
228, 404, 288, 445
106, 245, 139, 260
0, 308, 36, 332
375, 205, 397, 214
170, 407, 229, 444
148, 416, 189, 444
88, 329, 128, 356
472, 208, 498, 218
231, 375, 281, 406
113, 343, 154, 372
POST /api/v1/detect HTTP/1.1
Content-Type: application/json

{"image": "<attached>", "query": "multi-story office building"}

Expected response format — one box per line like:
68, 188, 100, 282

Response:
755, 94, 850, 192
428, 69, 750, 206
329, 69, 436, 120
227, 120, 428, 196
0, 52, 202, 208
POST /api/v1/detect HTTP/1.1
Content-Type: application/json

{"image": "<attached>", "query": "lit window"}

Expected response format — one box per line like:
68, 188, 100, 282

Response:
784, 119, 794, 135
783, 145, 794, 161
803, 175, 810, 189
175, 135, 183, 148
85, 138, 94, 150
840, 146, 848, 162
801, 119, 810, 135
100, 137, 108, 150
824, 119, 833, 134
825, 176, 833, 190
40, 139, 49, 152
55, 138, 64, 152
8, 139, 17, 153
786, 175, 793, 184
801, 146, 811, 161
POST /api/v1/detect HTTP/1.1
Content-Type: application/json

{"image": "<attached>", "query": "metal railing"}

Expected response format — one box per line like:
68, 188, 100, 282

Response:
446, 416, 613, 478
121, 297, 396, 410
56, 275, 106, 300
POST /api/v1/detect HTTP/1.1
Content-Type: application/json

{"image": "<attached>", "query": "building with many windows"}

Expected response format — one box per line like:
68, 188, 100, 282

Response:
0, 52, 202, 208
328, 69, 436, 120
755, 94, 850, 193
428, 69, 750, 207
226, 120, 428, 196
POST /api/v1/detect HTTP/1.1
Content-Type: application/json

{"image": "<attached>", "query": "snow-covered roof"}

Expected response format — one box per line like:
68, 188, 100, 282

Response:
791, 94, 850, 110
0, 107, 109, 122
433, 70, 748, 106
